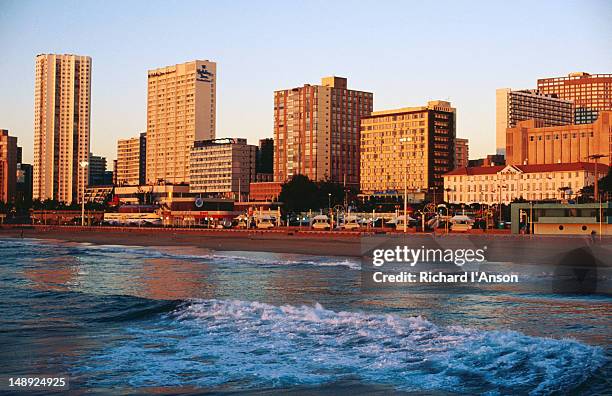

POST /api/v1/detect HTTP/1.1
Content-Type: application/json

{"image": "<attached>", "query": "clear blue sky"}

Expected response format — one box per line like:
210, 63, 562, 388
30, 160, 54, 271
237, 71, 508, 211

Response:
1, 0, 610, 164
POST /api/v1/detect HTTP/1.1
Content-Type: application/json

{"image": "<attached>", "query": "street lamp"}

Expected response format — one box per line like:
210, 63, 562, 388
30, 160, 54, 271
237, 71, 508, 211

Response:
79, 161, 89, 226
437, 204, 449, 234
584, 154, 608, 201
399, 137, 410, 233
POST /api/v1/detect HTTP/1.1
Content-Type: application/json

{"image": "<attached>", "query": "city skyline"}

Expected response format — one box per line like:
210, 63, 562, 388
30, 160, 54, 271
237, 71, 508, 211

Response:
0, 0, 610, 165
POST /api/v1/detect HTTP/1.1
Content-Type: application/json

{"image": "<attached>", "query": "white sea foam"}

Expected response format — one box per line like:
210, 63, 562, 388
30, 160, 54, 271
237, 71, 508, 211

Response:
80, 299, 606, 394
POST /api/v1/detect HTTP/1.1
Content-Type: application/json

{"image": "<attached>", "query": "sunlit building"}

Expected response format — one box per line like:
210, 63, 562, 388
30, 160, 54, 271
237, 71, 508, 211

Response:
0, 129, 18, 203
538, 72, 612, 124
444, 162, 608, 205
33, 54, 91, 203
495, 88, 573, 155
146, 60, 216, 184
273, 76, 373, 187
116, 133, 146, 186
360, 101, 456, 196
506, 111, 611, 166
190, 138, 256, 201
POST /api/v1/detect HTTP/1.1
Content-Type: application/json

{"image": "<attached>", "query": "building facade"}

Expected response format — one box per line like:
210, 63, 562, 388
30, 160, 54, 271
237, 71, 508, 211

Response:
0, 129, 18, 203
454, 138, 469, 169
495, 88, 573, 155
33, 54, 91, 203
88, 153, 107, 186
444, 162, 609, 205
146, 60, 216, 184
249, 181, 282, 202
360, 101, 456, 195
116, 133, 146, 186
189, 138, 256, 200
274, 76, 373, 186
538, 72, 612, 124
506, 111, 611, 166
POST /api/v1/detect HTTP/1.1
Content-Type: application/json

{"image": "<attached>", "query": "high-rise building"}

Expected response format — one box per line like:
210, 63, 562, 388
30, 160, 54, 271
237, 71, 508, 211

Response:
0, 129, 18, 203
33, 53, 91, 203
454, 138, 469, 169
274, 76, 373, 186
495, 88, 573, 155
538, 72, 612, 124
189, 138, 256, 201
506, 111, 611, 166
116, 133, 146, 186
360, 101, 456, 195
146, 60, 216, 184
88, 153, 107, 186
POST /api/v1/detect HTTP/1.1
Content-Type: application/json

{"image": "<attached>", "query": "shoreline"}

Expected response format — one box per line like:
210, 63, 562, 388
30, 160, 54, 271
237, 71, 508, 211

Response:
2, 225, 611, 264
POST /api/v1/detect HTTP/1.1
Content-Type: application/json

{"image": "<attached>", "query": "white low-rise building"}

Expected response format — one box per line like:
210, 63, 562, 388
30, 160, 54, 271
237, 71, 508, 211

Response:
443, 162, 608, 205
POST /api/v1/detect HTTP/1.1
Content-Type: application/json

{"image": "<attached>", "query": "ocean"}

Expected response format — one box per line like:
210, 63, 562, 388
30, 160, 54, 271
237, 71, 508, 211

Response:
0, 238, 610, 394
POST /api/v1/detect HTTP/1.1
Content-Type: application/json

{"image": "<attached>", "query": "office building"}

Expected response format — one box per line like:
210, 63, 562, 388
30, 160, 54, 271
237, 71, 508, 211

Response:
444, 162, 608, 205
189, 138, 256, 201
360, 101, 456, 196
538, 72, 612, 124
88, 153, 107, 186
454, 138, 469, 169
33, 53, 91, 203
274, 76, 373, 186
116, 132, 146, 186
495, 88, 573, 155
506, 111, 611, 166
0, 129, 18, 203
146, 60, 216, 184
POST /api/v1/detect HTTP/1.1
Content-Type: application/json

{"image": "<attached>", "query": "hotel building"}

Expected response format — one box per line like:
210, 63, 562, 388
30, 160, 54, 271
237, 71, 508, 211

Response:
444, 162, 609, 205
538, 72, 612, 124
116, 133, 146, 186
454, 138, 469, 169
33, 54, 91, 203
360, 101, 456, 195
273, 76, 373, 187
506, 111, 611, 166
0, 129, 18, 203
189, 138, 256, 200
495, 88, 573, 155
146, 60, 216, 184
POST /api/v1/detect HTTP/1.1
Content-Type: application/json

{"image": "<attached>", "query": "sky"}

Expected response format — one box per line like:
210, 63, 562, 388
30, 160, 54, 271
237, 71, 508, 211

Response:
0, 0, 610, 165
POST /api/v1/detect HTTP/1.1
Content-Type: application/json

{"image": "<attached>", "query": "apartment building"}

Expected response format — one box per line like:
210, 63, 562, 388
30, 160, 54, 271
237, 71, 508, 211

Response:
116, 132, 146, 186
454, 138, 469, 169
444, 162, 608, 205
146, 60, 216, 184
33, 54, 91, 203
360, 101, 456, 195
506, 111, 611, 166
274, 76, 373, 186
495, 88, 573, 155
538, 72, 612, 124
0, 129, 18, 203
189, 138, 256, 201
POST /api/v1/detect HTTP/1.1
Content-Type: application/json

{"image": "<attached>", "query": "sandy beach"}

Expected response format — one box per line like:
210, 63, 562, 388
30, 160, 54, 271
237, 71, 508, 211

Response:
2, 225, 610, 266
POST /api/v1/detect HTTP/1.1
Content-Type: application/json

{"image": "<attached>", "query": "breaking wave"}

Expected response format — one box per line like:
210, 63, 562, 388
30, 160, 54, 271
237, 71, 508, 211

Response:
79, 299, 606, 394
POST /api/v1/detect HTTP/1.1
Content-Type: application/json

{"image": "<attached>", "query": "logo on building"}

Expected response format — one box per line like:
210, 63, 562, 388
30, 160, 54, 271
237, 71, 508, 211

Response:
196, 65, 214, 83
